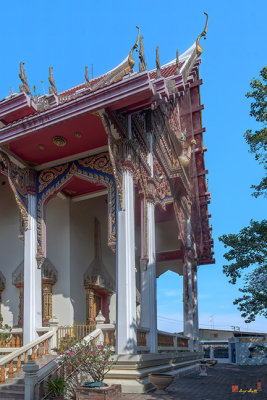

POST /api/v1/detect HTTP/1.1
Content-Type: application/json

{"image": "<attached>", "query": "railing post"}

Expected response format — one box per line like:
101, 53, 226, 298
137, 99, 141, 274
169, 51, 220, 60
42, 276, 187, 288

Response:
23, 360, 39, 400
49, 315, 59, 351
95, 311, 105, 345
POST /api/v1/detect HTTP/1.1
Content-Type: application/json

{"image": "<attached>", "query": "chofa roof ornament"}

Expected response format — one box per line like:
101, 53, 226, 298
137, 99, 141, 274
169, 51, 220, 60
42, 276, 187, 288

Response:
128, 26, 140, 69
196, 12, 209, 57
48, 66, 57, 95
156, 46, 162, 78
85, 66, 91, 89
19, 62, 31, 95
139, 35, 147, 72
92, 26, 140, 91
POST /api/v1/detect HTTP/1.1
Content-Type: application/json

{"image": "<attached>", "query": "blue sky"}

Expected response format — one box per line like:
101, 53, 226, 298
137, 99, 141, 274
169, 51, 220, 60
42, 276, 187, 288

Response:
1, 0, 266, 332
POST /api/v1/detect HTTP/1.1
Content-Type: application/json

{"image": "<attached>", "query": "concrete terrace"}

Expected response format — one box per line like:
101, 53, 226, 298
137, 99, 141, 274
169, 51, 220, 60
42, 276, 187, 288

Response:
122, 364, 267, 400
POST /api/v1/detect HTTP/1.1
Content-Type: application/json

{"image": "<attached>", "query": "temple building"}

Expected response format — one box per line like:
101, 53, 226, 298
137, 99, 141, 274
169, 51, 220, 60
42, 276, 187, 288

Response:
0, 14, 214, 391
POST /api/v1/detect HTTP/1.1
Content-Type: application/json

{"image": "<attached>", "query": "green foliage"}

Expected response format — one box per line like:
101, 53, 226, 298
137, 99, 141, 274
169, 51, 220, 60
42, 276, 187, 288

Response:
219, 67, 267, 323
53, 335, 116, 383
47, 376, 66, 397
219, 220, 267, 322
244, 66, 267, 197
0, 314, 12, 344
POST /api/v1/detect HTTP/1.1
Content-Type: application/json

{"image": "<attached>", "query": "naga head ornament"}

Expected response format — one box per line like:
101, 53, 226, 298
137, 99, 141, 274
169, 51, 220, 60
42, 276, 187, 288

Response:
196, 12, 209, 57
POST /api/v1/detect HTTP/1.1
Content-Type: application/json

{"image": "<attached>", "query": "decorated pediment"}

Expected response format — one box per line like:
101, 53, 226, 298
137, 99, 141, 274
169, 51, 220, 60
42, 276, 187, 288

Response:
84, 218, 115, 293
12, 258, 57, 286
12, 261, 24, 287
42, 258, 57, 283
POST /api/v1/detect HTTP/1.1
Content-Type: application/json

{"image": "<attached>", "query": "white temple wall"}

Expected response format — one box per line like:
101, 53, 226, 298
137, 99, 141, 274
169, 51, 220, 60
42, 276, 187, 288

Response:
0, 176, 23, 326
155, 220, 180, 252
46, 196, 73, 325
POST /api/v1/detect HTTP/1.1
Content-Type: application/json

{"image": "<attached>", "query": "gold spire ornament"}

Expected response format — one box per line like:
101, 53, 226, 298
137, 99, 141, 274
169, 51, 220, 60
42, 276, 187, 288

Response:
128, 26, 140, 69
139, 35, 147, 72
19, 62, 31, 95
196, 12, 209, 57
48, 66, 57, 95
176, 49, 180, 74
156, 46, 162, 78
85, 66, 91, 88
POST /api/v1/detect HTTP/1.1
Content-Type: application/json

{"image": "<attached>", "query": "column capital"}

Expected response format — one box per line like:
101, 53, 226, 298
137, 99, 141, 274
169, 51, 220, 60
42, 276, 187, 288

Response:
24, 169, 37, 195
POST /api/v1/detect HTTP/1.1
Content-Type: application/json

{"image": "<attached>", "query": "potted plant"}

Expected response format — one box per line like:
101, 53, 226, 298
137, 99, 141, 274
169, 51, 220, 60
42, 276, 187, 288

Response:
47, 376, 66, 399
56, 337, 120, 399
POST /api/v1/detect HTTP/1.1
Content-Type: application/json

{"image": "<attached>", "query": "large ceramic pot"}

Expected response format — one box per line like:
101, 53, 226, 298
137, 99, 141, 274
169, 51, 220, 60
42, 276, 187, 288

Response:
148, 373, 174, 390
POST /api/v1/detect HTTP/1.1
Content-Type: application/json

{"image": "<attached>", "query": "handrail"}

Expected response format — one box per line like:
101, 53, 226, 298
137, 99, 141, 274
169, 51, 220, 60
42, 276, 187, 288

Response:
0, 330, 53, 367
36, 328, 103, 399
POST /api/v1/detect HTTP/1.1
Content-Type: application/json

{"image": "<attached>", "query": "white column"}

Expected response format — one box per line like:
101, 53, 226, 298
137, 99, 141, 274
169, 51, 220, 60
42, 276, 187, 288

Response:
193, 265, 199, 351
23, 194, 42, 345
140, 201, 158, 352
116, 169, 137, 354
183, 259, 194, 351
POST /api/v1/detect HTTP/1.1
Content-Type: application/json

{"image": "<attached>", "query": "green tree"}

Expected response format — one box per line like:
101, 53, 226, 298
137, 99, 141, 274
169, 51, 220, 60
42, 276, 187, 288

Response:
219, 67, 267, 323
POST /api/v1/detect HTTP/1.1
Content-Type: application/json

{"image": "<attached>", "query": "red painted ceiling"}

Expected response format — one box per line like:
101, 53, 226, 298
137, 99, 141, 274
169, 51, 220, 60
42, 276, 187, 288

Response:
9, 113, 107, 164
61, 176, 107, 198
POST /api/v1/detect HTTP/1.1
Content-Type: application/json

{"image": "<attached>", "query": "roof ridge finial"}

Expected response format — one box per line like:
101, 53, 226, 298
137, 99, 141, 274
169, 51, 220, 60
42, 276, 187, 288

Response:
176, 49, 180, 74
48, 66, 57, 95
85, 66, 91, 88
139, 35, 147, 72
196, 12, 209, 57
19, 62, 31, 95
129, 26, 140, 69
156, 46, 162, 79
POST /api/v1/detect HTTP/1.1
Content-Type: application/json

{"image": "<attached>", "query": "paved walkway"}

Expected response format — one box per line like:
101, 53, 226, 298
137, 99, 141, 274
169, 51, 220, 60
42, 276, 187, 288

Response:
122, 364, 267, 400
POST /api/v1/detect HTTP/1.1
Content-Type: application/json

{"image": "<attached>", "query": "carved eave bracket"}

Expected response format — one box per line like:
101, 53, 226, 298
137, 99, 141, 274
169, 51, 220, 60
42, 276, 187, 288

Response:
0, 151, 29, 231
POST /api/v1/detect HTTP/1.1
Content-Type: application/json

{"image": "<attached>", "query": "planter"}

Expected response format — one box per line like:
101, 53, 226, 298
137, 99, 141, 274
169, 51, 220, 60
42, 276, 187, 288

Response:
148, 373, 174, 390
76, 384, 122, 399
207, 359, 217, 367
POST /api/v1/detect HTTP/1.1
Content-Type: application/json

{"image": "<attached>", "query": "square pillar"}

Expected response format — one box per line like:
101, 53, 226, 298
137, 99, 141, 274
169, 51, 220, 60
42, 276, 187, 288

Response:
192, 265, 199, 351
183, 256, 194, 351
23, 193, 42, 345
140, 201, 158, 353
116, 169, 137, 354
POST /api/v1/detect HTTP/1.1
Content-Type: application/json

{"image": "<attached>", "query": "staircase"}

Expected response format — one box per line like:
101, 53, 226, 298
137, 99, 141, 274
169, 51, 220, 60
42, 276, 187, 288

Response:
0, 354, 56, 399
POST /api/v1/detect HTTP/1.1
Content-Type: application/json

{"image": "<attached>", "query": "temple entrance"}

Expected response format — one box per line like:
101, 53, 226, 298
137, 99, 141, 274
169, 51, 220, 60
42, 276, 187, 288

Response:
94, 293, 102, 318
